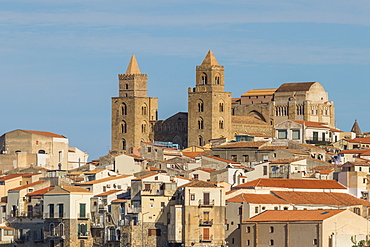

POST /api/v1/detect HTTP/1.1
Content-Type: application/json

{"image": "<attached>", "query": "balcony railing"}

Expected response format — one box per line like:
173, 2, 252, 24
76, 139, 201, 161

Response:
8, 211, 43, 218
44, 212, 66, 219
126, 207, 141, 214
141, 189, 164, 196
78, 231, 89, 238
199, 234, 213, 242
198, 199, 214, 207
78, 213, 90, 219
199, 219, 213, 226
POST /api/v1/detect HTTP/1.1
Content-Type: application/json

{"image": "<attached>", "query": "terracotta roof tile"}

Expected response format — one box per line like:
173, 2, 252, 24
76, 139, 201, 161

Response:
84, 169, 106, 174
182, 152, 202, 159
242, 88, 277, 96
346, 138, 370, 144
132, 173, 158, 181
179, 180, 218, 188
276, 82, 317, 93
259, 146, 288, 150
272, 191, 370, 206
21, 129, 66, 138
95, 190, 122, 197
244, 209, 345, 222
205, 156, 240, 164
227, 193, 288, 204
291, 120, 328, 128
62, 186, 91, 193
235, 178, 346, 190
26, 187, 54, 196
77, 175, 132, 185
9, 180, 47, 191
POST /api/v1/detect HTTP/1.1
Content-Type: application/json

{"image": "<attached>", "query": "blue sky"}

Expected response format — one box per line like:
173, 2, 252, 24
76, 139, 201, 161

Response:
1, 0, 369, 160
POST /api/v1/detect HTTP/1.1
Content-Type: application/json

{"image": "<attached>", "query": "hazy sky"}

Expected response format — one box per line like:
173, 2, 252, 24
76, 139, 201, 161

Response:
1, 0, 369, 160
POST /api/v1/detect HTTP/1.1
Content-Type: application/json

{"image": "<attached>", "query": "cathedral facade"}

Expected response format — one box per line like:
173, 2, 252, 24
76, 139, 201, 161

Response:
111, 51, 335, 153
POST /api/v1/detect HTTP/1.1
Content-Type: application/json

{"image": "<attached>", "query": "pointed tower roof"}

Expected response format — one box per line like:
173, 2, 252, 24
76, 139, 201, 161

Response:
351, 120, 362, 136
201, 50, 219, 66
125, 55, 141, 74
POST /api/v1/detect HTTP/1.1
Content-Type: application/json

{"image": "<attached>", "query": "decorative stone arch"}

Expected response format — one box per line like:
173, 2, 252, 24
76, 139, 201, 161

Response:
121, 103, 127, 115
197, 99, 204, 112
141, 103, 148, 115
197, 117, 204, 129
219, 117, 224, 129
214, 73, 221, 85
198, 135, 204, 146
173, 135, 182, 148
247, 110, 266, 122
141, 121, 147, 133
201, 73, 208, 85
219, 100, 225, 112
121, 121, 127, 133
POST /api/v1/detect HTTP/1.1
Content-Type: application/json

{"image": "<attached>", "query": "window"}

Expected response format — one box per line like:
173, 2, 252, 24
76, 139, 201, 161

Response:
277, 130, 287, 139
292, 130, 300, 140
50, 223, 55, 236
243, 155, 249, 162
121, 121, 127, 133
322, 132, 326, 141
270, 239, 274, 246
144, 184, 151, 190
203, 228, 210, 240
313, 132, 319, 141
219, 119, 224, 129
283, 207, 288, 210
58, 204, 64, 218
364, 178, 367, 184
161, 202, 165, 207
274, 207, 278, 210
263, 166, 268, 175
215, 76, 220, 84
198, 136, 203, 146
141, 105, 147, 115
231, 155, 237, 162
354, 207, 361, 215
201, 73, 207, 84
219, 102, 224, 112
269, 226, 274, 233
141, 123, 147, 133
78, 224, 87, 237
198, 118, 204, 129
4, 230, 13, 236
79, 203, 86, 218
246, 226, 251, 233
198, 100, 204, 112
148, 229, 161, 236
255, 207, 258, 213
190, 194, 195, 201
121, 103, 127, 115
122, 139, 126, 150
193, 174, 199, 180
313, 239, 318, 245
148, 147, 152, 152
247, 239, 251, 246
49, 204, 54, 218
239, 206, 242, 215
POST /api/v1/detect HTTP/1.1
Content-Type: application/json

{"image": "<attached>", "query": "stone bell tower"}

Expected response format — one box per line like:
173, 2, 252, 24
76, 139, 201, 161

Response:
188, 51, 232, 147
111, 55, 158, 153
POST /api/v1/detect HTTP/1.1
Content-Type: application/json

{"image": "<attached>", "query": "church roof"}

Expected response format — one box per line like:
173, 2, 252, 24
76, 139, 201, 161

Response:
351, 120, 362, 136
276, 82, 317, 92
201, 50, 219, 66
242, 88, 277, 97
125, 54, 141, 74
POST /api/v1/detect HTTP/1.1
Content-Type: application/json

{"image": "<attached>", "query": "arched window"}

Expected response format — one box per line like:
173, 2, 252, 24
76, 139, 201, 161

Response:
215, 75, 220, 84
198, 136, 203, 146
219, 119, 224, 129
142, 104, 147, 115
122, 139, 126, 150
201, 73, 207, 84
38, 150, 46, 154
121, 103, 127, 115
50, 223, 55, 236
198, 100, 204, 112
142, 122, 147, 133
59, 223, 64, 236
219, 102, 224, 112
198, 117, 204, 129
125, 84, 128, 89
121, 121, 127, 133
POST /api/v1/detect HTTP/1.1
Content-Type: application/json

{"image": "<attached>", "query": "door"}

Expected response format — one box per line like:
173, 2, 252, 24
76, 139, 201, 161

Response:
203, 192, 210, 205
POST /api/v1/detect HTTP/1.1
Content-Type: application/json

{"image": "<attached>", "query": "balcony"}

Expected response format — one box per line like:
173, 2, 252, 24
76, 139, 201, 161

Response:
44, 212, 66, 219
91, 222, 104, 228
126, 207, 141, 214
78, 231, 89, 239
78, 213, 90, 219
199, 219, 213, 226
199, 234, 213, 243
141, 189, 164, 196
198, 199, 214, 207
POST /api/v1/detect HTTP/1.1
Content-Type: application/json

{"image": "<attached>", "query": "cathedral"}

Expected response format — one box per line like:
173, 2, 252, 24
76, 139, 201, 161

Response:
111, 51, 335, 153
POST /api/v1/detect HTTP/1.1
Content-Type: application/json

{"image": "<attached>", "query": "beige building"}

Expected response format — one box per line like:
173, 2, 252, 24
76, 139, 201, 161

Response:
242, 209, 369, 247
111, 55, 158, 154
168, 180, 226, 247
188, 50, 232, 147
0, 129, 70, 170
